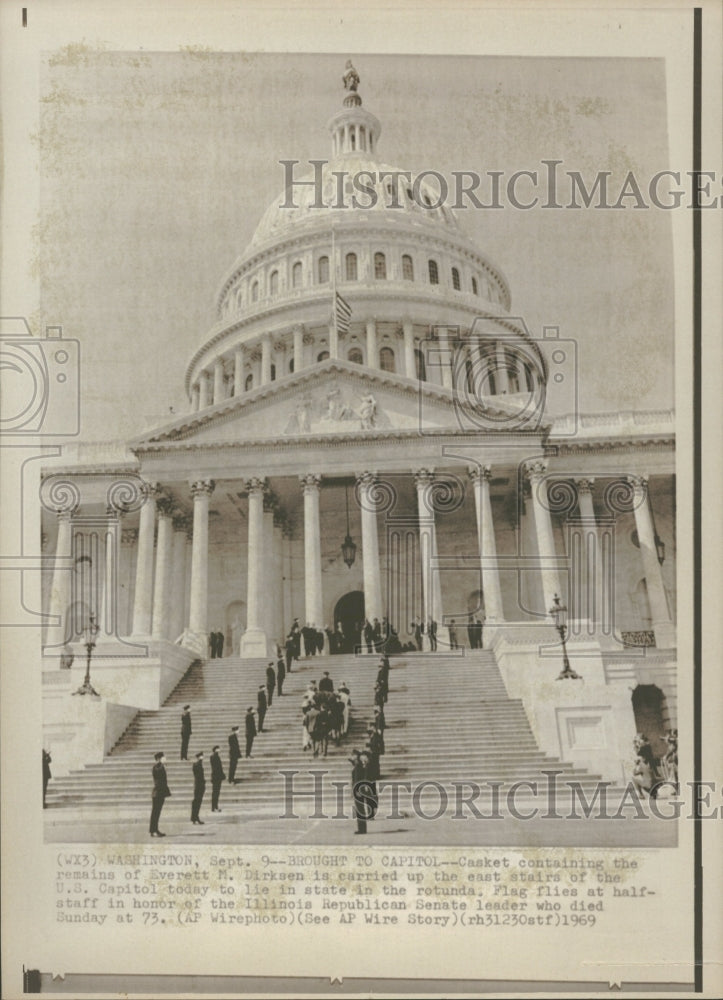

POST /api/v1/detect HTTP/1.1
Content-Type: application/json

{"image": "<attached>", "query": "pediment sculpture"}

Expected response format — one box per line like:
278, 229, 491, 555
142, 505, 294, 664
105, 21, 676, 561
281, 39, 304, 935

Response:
283, 388, 389, 435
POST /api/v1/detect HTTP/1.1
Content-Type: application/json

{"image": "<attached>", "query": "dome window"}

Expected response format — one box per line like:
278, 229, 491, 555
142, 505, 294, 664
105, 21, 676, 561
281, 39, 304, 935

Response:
471, 276, 479, 296
317, 350, 330, 362
345, 253, 358, 281
414, 348, 427, 382
269, 270, 279, 296
379, 347, 396, 373
402, 255, 414, 281
359, 126, 366, 151
452, 267, 461, 291
292, 261, 303, 288
374, 252, 387, 280
289, 357, 295, 374
245, 373, 254, 392
348, 347, 363, 365
270, 363, 277, 382
350, 130, 356, 151
428, 260, 439, 285
318, 256, 330, 284
251, 280, 259, 303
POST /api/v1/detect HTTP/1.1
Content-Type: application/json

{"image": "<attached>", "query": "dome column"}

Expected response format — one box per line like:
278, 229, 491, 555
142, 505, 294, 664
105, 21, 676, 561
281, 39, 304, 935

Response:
233, 348, 244, 397
293, 325, 305, 372
213, 359, 225, 404
402, 320, 416, 379
328, 320, 339, 361
261, 336, 272, 385
131, 482, 160, 636
191, 384, 200, 412
241, 478, 270, 658
356, 472, 384, 626
495, 342, 509, 394
365, 318, 378, 369
468, 466, 504, 623
198, 372, 210, 408
437, 327, 454, 390
300, 474, 324, 638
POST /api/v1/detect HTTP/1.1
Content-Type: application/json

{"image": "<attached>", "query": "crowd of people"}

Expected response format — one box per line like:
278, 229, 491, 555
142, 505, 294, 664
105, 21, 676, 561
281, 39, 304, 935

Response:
631, 730, 678, 800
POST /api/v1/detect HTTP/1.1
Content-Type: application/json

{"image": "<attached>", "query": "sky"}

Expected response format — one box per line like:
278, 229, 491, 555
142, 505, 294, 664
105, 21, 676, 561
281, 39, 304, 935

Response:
35, 50, 675, 443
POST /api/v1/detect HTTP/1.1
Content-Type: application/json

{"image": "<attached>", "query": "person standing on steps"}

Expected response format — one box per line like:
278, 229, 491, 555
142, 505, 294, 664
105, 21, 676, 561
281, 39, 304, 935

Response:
428, 618, 438, 651
191, 751, 206, 824
319, 671, 334, 693
266, 662, 276, 707
150, 751, 171, 837
475, 617, 484, 650
228, 726, 241, 784
276, 653, 286, 696
216, 628, 225, 659
285, 634, 295, 673
245, 706, 257, 757
448, 620, 460, 650
42, 749, 52, 808
210, 745, 225, 812
257, 685, 267, 732
180, 704, 192, 761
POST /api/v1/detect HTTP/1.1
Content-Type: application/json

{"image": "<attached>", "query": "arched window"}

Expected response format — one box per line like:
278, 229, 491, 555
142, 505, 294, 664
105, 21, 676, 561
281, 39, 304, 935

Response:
414, 348, 427, 382
318, 256, 330, 284
270, 363, 277, 382
346, 253, 358, 281
374, 252, 387, 280
317, 350, 330, 362
452, 267, 461, 291
245, 373, 254, 391
292, 261, 303, 288
269, 270, 279, 296
471, 276, 478, 296
251, 280, 259, 303
402, 254, 414, 281
348, 347, 363, 365
379, 347, 396, 373
428, 260, 439, 285
350, 130, 356, 151
359, 126, 366, 150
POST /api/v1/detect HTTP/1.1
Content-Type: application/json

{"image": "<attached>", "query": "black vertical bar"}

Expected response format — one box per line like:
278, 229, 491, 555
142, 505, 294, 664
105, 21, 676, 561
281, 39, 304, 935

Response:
692, 5, 702, 993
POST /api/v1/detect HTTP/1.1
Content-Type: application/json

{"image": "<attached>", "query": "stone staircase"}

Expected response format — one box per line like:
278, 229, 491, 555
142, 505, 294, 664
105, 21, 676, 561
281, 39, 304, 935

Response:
45, 648, 612, 823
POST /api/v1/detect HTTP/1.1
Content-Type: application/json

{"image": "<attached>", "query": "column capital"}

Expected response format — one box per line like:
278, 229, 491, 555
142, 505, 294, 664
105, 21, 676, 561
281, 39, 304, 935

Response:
626, 474, 649, 493
190, 479, 215, 499
156, 497, 175, 519
413, 468, 435, 488
355, 470, 377, 489
468, 465, 492, 484
299, 473, 321, 494
575, 477, 596, 494
141, 480, 162, 502
302, 331, 315, 346
245, 476, 267, 496
523, 460, 547, 482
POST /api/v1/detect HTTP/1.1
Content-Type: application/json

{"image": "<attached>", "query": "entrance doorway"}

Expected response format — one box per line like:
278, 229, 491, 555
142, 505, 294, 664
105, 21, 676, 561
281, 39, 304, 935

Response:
631, 684, 669, 758
333, 591, 365, 652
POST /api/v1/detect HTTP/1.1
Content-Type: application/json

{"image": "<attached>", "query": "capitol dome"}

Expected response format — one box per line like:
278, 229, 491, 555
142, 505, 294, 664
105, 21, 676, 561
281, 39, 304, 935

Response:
184, 69, 543, 413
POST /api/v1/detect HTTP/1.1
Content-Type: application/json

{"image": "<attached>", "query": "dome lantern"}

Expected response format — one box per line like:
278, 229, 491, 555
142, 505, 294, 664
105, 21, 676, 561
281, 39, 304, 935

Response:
326, 61, 381, 159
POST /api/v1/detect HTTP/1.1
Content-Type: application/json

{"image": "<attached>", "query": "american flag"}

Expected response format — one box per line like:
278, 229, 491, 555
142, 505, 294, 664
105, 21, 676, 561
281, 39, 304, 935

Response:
335, 291, 353, 335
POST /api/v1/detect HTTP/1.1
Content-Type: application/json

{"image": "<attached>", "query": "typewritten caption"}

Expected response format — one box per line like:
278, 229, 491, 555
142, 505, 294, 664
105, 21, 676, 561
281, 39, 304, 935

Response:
54, 850, 655, 929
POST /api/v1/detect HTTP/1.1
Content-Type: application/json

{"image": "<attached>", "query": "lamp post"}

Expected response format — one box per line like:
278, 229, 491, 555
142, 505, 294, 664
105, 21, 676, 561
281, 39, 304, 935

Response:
74, 613, 101, 696
549, 593, 581, 680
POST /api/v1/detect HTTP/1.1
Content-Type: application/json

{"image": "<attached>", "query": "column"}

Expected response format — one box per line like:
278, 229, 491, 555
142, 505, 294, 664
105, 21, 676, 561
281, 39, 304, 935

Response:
414, 469, 444, 647
282, 524, 294, 631
574, 478, 603, 632
188, 479, 215, 642
468, 466, 504, 622
329, 320, 338, 360
273, 512, 286, 644
495, 342, 509, 394
403, 320, 416, 379
262, 493, 277, 645
98, 507, 120, 638
356, 472, 383, 624
524, 462, 561, 614
131, 482, 159, 636
234, 347, 244, 397
213, 359, 225, 404
191, 384, 200, 412
241, 477, 269, 657
46, 509, 75, 649
293, 325, 304, 371
198, 372, 210, 408
300, 474, 324, 630
366, 318, 378, 369
261, 336, 272, 385
151, 503, 174, 640
628, 475, 675, 648
170, 518, 190, 642
437, 328, 454, 389
120, 528, 137, 637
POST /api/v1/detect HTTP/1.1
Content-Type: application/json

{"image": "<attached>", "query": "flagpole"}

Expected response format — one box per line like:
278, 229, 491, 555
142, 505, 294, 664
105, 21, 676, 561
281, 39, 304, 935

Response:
331, 222, 338, 357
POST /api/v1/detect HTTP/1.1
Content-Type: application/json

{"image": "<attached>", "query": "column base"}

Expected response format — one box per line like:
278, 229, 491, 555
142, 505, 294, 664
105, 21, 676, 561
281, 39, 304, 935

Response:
241, 628, 271, 659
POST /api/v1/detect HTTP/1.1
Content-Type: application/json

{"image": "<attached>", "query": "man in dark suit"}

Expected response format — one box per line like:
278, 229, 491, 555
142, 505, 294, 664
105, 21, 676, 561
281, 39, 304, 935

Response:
265, 663, 276, 707
43, 749, 52, 808
191, 751, 206, 824
319, 671, 334, 693
290, 619, 301, 660
180, 704, 192, 760
276, 654, 286, 696
228, 726, 241, 783
412, 617, 423, 651
428, 618, 438, 651
363, 619, 374, 653
216, 629, 225, 658
448, 619, 460, 650
210, 745, 225, 812
467, 617, 477, 649
150, 751, 171, 837
257, 685, 267, 732
285, 635, 295, 673
475, 617, 484, 649
245, 707, 257, 757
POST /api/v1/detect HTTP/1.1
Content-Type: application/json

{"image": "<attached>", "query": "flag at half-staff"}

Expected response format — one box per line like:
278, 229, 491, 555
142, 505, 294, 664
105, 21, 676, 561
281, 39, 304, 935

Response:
335, 291, 353, 336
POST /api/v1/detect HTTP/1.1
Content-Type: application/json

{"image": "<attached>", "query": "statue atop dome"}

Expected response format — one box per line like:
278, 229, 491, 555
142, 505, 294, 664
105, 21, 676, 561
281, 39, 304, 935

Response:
342, 60, 360, 93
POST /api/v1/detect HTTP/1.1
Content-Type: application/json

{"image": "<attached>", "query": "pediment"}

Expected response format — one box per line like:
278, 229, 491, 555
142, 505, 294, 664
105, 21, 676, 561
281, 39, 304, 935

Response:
133, 361, 465, 449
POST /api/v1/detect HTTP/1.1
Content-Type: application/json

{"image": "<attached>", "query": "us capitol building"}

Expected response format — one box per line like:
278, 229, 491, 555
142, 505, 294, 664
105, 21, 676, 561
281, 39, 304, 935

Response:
41, 67, 677, 790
